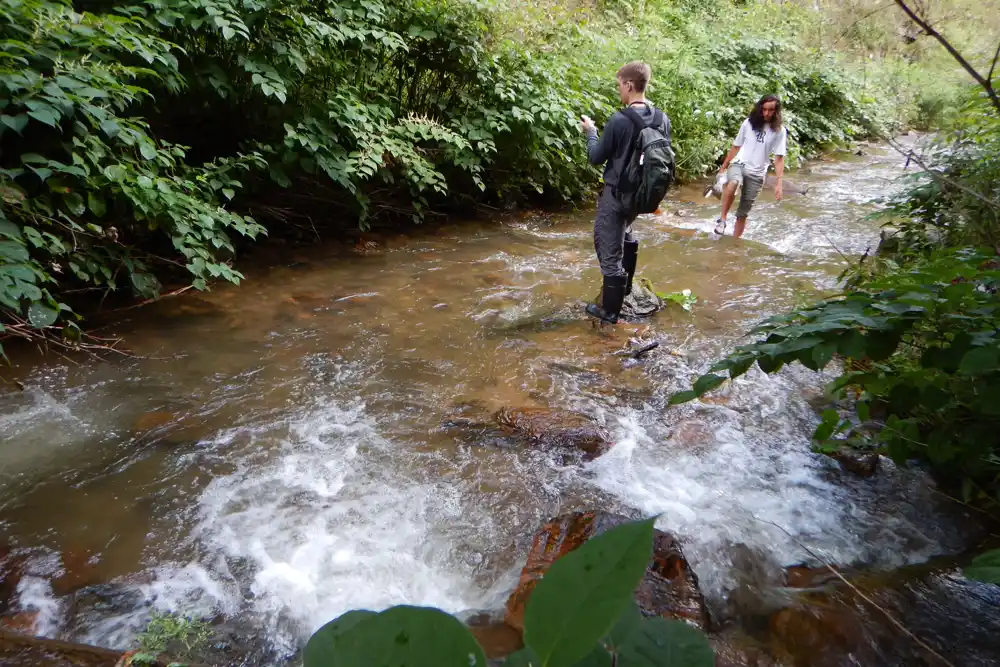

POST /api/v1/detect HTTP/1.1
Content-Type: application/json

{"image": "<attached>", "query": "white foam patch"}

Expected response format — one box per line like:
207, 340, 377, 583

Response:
585, 368, 958, 606
184, 398, 479, 656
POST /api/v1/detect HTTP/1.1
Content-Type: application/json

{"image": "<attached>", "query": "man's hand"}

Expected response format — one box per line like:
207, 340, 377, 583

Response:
580, 115, 596, 133
774, 180, 783, 201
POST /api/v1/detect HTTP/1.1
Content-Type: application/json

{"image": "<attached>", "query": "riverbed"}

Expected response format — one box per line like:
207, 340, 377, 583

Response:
1, 142, 997, 666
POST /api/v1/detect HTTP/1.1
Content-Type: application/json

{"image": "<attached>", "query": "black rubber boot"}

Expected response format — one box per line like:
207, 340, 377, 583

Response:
586, 275, 628, 324
623, 240, 638, 295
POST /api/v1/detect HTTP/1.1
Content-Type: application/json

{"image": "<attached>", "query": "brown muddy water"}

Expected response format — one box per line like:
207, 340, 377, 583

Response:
1, 142, 999, 666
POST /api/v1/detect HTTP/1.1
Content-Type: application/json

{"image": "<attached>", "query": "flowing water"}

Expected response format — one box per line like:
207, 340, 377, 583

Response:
1, 142, 997, 665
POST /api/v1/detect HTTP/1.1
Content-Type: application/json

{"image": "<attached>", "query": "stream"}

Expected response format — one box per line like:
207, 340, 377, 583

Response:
2, 141, 999, 666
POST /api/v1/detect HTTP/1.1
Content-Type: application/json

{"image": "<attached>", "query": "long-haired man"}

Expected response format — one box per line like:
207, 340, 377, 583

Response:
713, 94, 787, 238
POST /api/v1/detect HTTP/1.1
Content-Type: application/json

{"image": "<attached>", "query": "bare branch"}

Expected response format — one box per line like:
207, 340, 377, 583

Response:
894, 0, 1000, 115
884, 136, 1000, 229
989, 41, 1000, 84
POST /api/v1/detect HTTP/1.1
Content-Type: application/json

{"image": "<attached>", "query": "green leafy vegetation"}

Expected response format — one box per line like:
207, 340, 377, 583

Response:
132, 611, 212, 665
964, 549, 1000, 585
304, 517, 714, 667
2, 0, 970, 357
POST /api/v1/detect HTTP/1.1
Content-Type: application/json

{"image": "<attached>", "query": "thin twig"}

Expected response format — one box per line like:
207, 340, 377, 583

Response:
753, 515, 957, 667
103, 285, 194, 314
988, 41, 1000, 84
884, 136, 1000, 215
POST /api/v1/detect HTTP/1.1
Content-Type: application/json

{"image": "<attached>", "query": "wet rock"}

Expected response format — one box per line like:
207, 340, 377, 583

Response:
669, 419, 716, 448
767, 604, 865, 666
0, 611, 39, 636
783, 565, 843, 590
462, 610, 524, 659
52, 548, 102, 597
0, 545, 26, 614
595, 280, 662, 320
829, 450, 880, 478
494, 407, 613, 461
710, 635, 780, 667
0, 630, 125, 667
504, 511, 707, 634
132, 411, 176, 432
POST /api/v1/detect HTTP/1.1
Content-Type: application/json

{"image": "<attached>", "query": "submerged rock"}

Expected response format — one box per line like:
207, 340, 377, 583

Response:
493, 407, 613, 461
829, 450, 880, 478
504, 511, 707, 634
461, 609, 524, 660
593, 279, 662, 320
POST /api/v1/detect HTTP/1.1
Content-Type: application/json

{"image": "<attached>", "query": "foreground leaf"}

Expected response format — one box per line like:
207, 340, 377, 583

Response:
964, 549, 1000, 584
523, 517, 656, 667
27, 303, 58, 328
303, 610, 375, 667
616, 617, 714, 667
303, 606, 486, 667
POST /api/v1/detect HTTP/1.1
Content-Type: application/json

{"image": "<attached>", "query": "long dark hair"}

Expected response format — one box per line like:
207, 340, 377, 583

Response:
748, 94, 782, 132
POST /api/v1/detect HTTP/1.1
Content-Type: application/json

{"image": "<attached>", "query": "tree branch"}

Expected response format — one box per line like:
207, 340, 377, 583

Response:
989, 41, 1000, 84
893, 0, 1000, 115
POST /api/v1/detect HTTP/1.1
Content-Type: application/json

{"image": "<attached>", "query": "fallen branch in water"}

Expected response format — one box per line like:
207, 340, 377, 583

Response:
752, 515, 957, 667
103, 285, 194, 314
0, 314, 133, 362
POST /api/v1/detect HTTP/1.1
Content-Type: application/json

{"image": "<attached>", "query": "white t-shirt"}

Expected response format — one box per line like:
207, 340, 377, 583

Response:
732, 119, 788, 178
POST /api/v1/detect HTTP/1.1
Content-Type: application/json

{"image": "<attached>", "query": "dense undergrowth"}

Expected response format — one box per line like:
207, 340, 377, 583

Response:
0, 0, 984, 355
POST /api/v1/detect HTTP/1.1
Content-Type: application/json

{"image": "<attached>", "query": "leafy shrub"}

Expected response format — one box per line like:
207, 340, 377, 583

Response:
303, 517, 715, 667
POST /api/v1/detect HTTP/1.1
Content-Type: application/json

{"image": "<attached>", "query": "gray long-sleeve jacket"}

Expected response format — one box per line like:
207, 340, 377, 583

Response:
584, 103, 664, 189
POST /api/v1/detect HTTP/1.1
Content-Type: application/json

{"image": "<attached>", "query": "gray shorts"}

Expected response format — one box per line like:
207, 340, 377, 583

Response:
726, 163, 764, 219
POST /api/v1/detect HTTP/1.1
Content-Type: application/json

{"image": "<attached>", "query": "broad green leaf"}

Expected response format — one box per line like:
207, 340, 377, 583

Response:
130, 272, 161, 298
616, 617, 714, 667
140, 142, 158, 160
104, 164, 128, 182
28, 303, 58, 328
691, 373, 726, 395
304, 606, 485, 667
603, 601, 641, 653
0, 241, 30, 263
64, 192, 86, 216
303, 610, 375, 667
0, 114, 28, 134
836, 329, 866, 359
504, 648, 540, 667
27, 107, 60, 127
575, 647, 613, 667
668, 390, 699, 405
813, 409, 841, 442
811, 342, 838, 369
88, 192, 107, 217
963, 549, 1000, 584
523, 517, 656, 667
100, 119, 121, 139
0, 220, 22, 241
958, 346, 1000, 376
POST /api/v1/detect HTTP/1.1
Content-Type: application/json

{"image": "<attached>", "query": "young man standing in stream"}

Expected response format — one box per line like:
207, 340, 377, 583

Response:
714, 94, 787, 238
580, 61, 671, 325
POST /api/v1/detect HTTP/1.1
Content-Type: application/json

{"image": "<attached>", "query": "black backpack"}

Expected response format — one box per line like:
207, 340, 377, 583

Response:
618, 106, 675, 218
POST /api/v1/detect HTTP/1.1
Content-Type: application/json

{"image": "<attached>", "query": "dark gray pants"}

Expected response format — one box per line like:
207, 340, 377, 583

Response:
594, 186, 635, 277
